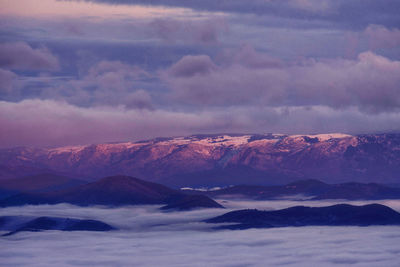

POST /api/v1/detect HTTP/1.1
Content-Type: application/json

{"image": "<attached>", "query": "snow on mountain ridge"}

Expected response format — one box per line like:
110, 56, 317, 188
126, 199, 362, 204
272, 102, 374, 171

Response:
44, 133, 354, 154
290, 133, 353, 141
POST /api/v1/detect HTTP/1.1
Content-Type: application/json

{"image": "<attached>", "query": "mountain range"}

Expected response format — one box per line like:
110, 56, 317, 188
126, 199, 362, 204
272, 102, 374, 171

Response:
1, 133, 399, 187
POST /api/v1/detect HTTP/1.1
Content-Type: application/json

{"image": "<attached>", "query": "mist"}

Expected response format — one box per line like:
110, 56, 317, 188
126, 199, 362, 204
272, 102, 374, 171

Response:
1, 200, 400, 266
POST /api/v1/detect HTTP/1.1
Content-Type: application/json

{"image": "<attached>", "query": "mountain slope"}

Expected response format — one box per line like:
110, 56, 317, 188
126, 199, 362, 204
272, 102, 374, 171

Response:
0, 216, 115, 236
206, 204, 400, 229
1, 133, 400, 186
0, 173, 86, 196
0, 175, 223, 210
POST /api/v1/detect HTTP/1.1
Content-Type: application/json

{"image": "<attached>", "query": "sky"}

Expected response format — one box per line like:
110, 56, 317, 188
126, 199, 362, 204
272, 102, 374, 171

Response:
0, 0, 400, 147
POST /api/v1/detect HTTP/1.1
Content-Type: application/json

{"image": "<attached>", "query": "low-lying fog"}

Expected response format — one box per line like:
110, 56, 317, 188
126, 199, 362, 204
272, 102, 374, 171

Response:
1, 199, 400, 267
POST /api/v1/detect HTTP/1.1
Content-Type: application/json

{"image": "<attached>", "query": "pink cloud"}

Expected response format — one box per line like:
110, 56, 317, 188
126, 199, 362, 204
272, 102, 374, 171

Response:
364, 24, 400, 50
2, 99, 400, 148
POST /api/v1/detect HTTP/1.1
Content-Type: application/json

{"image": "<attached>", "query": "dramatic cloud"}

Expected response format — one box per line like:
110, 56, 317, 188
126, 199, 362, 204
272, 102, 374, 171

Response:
0, 42, 59, 71
163, 50, 400, 113
1, 0, 400, 148
1, 201, 400, 266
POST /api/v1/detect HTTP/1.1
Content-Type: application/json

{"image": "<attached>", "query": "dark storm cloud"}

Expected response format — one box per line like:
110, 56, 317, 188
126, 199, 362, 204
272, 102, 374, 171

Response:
79, 0, 400, 29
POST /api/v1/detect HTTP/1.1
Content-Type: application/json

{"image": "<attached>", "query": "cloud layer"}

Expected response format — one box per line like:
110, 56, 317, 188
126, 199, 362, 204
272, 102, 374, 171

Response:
1, 0, 400, 147
1, 200, 400, 266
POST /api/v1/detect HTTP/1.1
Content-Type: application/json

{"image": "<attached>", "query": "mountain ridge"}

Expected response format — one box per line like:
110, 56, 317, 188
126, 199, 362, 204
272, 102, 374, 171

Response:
1, 133, 400, 187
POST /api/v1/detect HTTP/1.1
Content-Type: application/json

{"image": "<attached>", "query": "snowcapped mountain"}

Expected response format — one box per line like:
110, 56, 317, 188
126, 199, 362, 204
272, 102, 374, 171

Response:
1, 133, 399, 187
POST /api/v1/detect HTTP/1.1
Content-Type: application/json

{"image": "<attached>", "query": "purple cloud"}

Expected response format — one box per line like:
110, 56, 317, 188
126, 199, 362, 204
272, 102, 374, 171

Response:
0, 42, 60, 71
167, 55, 217, 78
0, 69, 17, 93
78, 0, 400, 29
162, 49, 400, 113
149, 18, 227, 44
364, 24, 400, 50
61, 60, 153, 109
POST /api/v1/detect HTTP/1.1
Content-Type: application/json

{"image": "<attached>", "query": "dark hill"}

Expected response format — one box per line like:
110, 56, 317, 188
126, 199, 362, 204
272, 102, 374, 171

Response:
0, 216, 115, 236
0, 175, 223, 210
206, 204, 400, 230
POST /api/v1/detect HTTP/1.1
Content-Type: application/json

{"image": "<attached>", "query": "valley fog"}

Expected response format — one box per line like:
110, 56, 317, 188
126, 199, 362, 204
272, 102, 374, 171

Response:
1, 200, 400, 266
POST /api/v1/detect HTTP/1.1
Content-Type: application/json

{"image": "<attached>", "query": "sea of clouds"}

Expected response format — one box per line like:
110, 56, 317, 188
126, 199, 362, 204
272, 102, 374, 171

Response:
1, 199, 400, 266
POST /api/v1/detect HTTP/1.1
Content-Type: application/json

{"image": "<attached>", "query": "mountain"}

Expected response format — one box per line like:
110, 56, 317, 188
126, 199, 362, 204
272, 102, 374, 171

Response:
1, 133, 400, 186
0, 216, 115, 236
205, 204, 400, 230
0, 173, 86, 200
184, 179, 400, 200
313, 182, 400, 200
161, 195, 224, 211
0, 175, 223, 210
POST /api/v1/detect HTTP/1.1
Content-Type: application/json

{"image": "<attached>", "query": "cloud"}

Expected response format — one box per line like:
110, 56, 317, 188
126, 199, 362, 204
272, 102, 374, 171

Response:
0, 69, 17, 93
0, 99, 227, 147
148, 18, 228, 44
78, 0, 400, 29
1, 201, 400, 266
364, 24, 400, 50
0, 42, 59, 71
2, 99, 400, 148
52, 60, 154, 109
163, 49, 400, 113
223, 44, 284, 69
166, 55, 217, 78
124, 89, 154, 110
